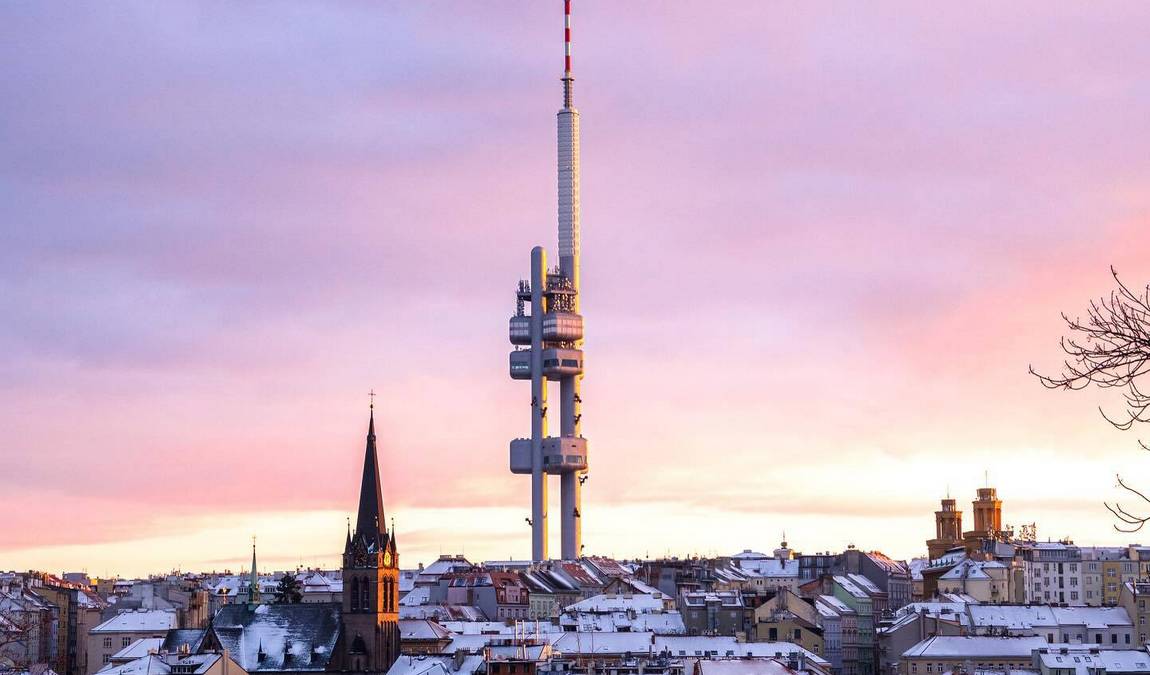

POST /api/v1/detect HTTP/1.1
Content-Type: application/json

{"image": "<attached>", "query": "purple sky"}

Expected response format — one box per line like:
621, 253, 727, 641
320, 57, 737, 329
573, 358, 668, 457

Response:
3, 2, 1150, 576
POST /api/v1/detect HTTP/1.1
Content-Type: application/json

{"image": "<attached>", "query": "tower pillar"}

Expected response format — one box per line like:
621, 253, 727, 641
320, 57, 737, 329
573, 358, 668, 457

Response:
530, 246, 549, 561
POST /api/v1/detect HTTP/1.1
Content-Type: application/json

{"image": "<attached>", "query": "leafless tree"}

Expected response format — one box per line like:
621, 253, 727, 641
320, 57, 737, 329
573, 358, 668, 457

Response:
1030, 267, 1150, 531
0, 605, 34, 668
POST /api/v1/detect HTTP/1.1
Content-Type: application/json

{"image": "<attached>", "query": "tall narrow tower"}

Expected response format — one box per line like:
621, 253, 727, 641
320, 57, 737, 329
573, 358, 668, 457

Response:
508, 0, 587, 561
341, 406, 400, 673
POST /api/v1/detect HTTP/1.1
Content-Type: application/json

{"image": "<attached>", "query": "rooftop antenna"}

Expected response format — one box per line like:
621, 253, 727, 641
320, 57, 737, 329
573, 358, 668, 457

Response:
563, 0, 573, 109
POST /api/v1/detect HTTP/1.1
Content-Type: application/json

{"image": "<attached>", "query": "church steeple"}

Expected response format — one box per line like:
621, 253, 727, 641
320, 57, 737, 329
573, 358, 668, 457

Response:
340, 397, 400, 674
350, 404, 389, 553
248, 537, 261, 607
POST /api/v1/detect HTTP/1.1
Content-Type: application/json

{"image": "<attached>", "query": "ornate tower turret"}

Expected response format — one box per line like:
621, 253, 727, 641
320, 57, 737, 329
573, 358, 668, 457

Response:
340, 405, 400, 673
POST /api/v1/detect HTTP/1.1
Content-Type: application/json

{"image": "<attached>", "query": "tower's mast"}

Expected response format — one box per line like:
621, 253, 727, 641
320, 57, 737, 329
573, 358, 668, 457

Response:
557, 0, 584, 561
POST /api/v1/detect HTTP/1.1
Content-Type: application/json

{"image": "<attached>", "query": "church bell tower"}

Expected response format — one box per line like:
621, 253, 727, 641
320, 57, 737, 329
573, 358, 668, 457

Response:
341, 405, 400, 673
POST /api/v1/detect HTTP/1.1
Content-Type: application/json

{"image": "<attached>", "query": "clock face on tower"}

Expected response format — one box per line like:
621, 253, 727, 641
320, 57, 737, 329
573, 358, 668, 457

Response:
383, 549, 392, 567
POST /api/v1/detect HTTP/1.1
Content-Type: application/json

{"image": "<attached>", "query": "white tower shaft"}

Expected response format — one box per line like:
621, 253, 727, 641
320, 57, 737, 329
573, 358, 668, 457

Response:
557, 0, 583, 561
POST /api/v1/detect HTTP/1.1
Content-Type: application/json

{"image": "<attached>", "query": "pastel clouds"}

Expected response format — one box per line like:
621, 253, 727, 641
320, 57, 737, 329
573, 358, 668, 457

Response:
3, 2, 1150, 576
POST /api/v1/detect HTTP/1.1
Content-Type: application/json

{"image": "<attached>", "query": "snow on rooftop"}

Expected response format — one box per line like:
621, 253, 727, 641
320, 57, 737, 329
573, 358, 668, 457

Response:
111, 638, 164, 660
736, 558, 801, 578
654, 637, 828, 667
816, 595, 853, 615
903, 636, 1049, 659
565, 593, 665, 614
92, 610, 178, 633
695, 659, 800, 675
384, 654, 485, 675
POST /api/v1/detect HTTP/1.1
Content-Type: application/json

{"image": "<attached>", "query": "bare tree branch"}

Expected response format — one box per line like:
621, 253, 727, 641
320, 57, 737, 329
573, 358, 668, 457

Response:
1032, 268, 1150, 529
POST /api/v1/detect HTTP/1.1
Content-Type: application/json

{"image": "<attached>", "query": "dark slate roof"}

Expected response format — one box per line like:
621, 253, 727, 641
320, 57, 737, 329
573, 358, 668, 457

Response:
162, 629, 206, 654
209, 603, 341, 672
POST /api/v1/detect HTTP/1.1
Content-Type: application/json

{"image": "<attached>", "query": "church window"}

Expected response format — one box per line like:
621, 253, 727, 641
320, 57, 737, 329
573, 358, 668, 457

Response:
361, 577, 370, 610
351, 578, 360, 611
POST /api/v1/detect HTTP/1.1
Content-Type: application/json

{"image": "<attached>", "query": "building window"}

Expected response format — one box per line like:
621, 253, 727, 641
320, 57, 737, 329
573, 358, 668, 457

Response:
122, 637, 131, 648
103, 656, 110, 664
103, 637, 112, 649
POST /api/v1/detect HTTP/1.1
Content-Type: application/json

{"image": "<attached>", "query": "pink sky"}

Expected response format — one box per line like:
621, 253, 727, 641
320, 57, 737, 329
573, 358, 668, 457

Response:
3, 2, 1150, 577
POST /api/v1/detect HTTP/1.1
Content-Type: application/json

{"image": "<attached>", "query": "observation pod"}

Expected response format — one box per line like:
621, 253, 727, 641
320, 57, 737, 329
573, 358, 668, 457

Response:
543, 312, 583, 341
510, 436, 588, 475
509, 311, 583, 345
509, 348, 583, 379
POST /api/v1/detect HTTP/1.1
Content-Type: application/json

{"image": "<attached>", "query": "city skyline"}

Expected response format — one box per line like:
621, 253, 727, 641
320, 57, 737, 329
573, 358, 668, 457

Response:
5, 2, 1150, 577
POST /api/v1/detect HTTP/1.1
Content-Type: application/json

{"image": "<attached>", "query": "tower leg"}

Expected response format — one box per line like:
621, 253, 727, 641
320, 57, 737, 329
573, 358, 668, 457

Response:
559, 375, 581, 560
530, 247, 549, 561
560, 470, 581, 559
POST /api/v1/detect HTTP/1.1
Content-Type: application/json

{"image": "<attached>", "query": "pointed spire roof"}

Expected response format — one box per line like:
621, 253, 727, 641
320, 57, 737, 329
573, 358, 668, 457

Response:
354, 406, 388, 551
248, 538, 261, 606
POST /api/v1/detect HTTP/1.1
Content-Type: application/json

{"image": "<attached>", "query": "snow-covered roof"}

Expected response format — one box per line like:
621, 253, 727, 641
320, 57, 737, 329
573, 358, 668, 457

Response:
565, 593, 664, 614
97, 653, 229, 675
695, 659, 800, 675
441, 634, 507, 655
736, 559, 801, 579
902, 636, 1049, 659
846, 574, 882, 595
400, 586, 432, 606
551, 631, 654, 655
866, 552, 910, 576
815, 595, 854, 616
1033, 646, 1150, 674
161, 630, 205, 654
438, 621, 561, 636
654, 637, 828, 667
399, 605, 486, 622
111, 638, 163, 661
832, 576, 869, 601
1050, 606, 1132, 628
209, 603, 341, 672
92, 610, 178, 634
968, 605, 1057, 630
398, 620, 452, 641
384, 654, 485, 675
681, 591, 744, 608
899, 602, 969, 618
942, 559, 1007, 580
96, 655, 171, 675
908, 559, 930, 581
560, 610, 686, 635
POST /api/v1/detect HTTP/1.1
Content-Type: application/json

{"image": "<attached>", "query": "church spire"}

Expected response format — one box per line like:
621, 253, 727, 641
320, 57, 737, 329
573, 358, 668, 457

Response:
353, 400, 388, 551
248, 536, 261, 606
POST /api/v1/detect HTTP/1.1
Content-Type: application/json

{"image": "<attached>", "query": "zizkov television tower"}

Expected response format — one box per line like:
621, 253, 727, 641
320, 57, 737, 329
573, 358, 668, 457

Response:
508, 0, 586, 561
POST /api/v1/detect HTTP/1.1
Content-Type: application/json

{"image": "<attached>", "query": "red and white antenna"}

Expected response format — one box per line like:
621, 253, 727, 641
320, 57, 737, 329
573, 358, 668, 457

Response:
563, 0, 574, 108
